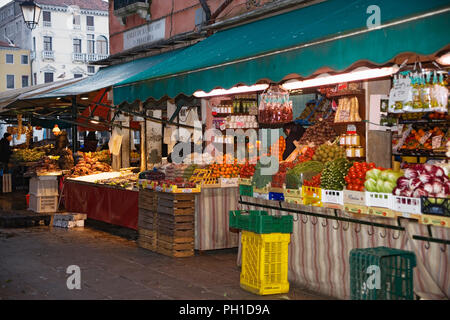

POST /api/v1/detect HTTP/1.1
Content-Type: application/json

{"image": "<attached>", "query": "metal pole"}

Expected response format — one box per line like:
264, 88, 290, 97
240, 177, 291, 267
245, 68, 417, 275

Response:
72, 96, 77, 153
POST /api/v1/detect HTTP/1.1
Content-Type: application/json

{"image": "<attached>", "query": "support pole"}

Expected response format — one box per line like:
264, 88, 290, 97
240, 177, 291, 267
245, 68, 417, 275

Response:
72, 96, 78, 153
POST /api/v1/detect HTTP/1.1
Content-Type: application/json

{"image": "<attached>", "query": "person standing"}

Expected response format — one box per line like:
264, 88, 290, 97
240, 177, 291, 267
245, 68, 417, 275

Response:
282, 122, 305, 160
0, 133, 13, 173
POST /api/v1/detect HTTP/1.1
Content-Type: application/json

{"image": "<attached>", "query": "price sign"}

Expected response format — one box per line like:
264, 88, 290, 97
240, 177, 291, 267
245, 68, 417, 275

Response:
432, 135, 443, 149
419, 132, 432, 145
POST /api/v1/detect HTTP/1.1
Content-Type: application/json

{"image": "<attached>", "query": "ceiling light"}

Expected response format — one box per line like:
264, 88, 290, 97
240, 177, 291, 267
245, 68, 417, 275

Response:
281, 67, 399, 90
90, 116, 100, 124
81, 96, 89, 100
436, 52, 450, 66
193, 84, 269, 98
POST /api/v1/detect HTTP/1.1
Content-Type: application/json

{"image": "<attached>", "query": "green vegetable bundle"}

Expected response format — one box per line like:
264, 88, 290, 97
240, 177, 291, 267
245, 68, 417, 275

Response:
285, 161, 324, 189
320, 158, 352, 190
183, 164, 198, 179
252, 162, 273, 189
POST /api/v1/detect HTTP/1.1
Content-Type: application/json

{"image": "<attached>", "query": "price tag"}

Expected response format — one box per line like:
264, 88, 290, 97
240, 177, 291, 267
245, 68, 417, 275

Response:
419, 132, 432, 145
432, 135, 443, 149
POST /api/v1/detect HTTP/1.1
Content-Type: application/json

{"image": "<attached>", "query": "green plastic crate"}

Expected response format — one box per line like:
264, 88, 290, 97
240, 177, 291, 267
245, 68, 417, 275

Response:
229, 210, 293, 234
349, 247, 416, 300
239, 184, 253, 197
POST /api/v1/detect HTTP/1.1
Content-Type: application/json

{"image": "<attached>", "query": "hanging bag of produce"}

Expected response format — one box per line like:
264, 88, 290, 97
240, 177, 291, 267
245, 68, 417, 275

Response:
388, 74, 413, 113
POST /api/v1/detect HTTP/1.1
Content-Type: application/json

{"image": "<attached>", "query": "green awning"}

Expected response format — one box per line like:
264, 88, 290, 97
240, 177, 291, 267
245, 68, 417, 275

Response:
34, 49, 183, 99
113, 0, 450, 104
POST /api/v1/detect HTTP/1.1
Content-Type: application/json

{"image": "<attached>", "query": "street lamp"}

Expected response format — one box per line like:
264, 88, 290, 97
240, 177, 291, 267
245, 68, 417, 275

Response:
19, 0, 42, 30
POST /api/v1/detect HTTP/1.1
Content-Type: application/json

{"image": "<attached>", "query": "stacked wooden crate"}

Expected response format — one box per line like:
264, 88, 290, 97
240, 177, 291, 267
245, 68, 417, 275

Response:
137, 189, 158, 251
156, 193, 195, 257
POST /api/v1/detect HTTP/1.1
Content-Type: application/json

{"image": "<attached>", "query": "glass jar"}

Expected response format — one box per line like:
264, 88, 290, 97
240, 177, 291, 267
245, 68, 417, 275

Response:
346, 147, 355, 157
345, 134, 353, 146
340, 134, 346, 146
351, 133, 360, 146
354, 146, 365, 157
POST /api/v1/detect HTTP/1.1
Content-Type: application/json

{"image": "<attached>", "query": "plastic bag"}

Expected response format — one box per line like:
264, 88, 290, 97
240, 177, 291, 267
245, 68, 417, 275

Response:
389, 75, 413, 113
108, 128, 123, 156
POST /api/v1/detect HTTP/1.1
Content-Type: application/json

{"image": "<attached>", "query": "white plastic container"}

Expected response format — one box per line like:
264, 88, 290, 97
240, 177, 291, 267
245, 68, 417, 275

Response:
391, 196, 422, 215
365, 192, 392, 209
28, 194, 58, 213
29, 176, 58, 197
321, 189, 344, 205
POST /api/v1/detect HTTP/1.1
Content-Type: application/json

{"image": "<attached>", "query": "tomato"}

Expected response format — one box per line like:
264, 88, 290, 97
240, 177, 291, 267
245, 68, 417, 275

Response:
359, 185, 364, 192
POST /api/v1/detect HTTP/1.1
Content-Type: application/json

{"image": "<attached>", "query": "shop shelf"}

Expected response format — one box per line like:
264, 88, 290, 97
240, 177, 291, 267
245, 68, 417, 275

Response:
391, 196, 421, 215
229, 210, 293, 234
321, 189, 344, 205
240, 231, 290, 295
420, 196, 449, 217
29, 176, 58, 197
350, 247, 416, 300
365, 192, 392, 209
253, 192, 269, 200
28, 195, 58, 213
239, 184, 253, 197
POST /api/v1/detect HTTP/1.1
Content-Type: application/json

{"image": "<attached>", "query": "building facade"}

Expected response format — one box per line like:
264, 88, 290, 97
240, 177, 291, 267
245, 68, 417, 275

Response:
0, 0, 109, 85
108, 0, 278, 58
0, 41, 31, 92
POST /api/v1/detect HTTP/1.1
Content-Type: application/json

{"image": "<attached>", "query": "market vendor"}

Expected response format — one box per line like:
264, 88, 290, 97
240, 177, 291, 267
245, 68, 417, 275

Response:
0, 133, 13, 172
81, 131, 98, 153
282, 122, 305, 160
52, 125, 69, 154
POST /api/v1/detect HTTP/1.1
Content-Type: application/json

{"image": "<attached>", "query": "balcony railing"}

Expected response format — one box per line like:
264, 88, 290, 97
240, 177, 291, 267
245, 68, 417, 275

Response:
73, 24, 81, 30
72, 52, 85, 62
43, 21, 51, 27
87, 26, 95, 31
42, 50, 54, 60
113, 0, 150, 19
86, 53, 109, 62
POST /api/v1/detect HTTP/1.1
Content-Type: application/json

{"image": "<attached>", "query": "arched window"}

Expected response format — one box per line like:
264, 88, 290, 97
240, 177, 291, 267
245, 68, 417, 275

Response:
96, 36, 108, 55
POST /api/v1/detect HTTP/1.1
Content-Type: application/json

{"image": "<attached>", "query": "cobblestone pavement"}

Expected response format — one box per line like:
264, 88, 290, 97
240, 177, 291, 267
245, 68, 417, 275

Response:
0, 225, 333, 300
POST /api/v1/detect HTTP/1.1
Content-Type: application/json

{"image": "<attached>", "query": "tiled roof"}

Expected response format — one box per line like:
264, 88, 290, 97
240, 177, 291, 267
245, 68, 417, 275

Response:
0, 40, 17, 48
36, 0, 108, 11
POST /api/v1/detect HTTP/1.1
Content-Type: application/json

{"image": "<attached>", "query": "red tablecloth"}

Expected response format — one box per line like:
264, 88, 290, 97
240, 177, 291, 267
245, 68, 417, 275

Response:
63, 180, 138, 230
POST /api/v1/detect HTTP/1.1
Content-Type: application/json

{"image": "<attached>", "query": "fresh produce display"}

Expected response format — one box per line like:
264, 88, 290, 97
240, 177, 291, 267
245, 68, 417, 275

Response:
208, 162, 240, 178
345, 162, 376, 191
69, 153, 112, 177
364, 168, 403, 194
258, 88, 293, 124
285, 161, 323, 189
303, 173, 321, 187
399, 127, 447, 151
26, 157, 59, 175
393, 164, 449, 198
270, 136, 286, 161
292, 147, 315, 164
320, 158, 352, 190
312, 144, 346, 163
96, 174, 138, 189
252, 162, 274, 189
84, 150, 111, 164
139, 170, 165, 181
297, 117, 338, 146
11, 148, 45, 163
158, 177, 197, 189
239, 162, 256, 178
183, 164, 198, 180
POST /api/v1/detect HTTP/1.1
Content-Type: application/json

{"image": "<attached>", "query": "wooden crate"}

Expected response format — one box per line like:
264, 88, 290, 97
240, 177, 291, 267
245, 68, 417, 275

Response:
138, 208, 158, 230
156, 237, 194, 258
137, 228, 157, 251
157, 192, 195, 216
138, 189, 158, 210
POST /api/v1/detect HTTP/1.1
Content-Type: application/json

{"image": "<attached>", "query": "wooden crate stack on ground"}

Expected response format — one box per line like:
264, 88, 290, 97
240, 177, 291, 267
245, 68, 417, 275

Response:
137, 189, 158, 251
156, 193, 195, 258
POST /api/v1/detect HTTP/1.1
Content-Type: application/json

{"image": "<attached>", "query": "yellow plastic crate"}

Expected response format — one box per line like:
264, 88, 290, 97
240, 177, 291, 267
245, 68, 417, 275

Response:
240, 231, 290, 295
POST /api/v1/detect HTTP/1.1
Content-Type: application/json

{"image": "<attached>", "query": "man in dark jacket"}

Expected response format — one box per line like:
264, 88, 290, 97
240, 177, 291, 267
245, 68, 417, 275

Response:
282, 122, 305, 160
0, 133, 13, 172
